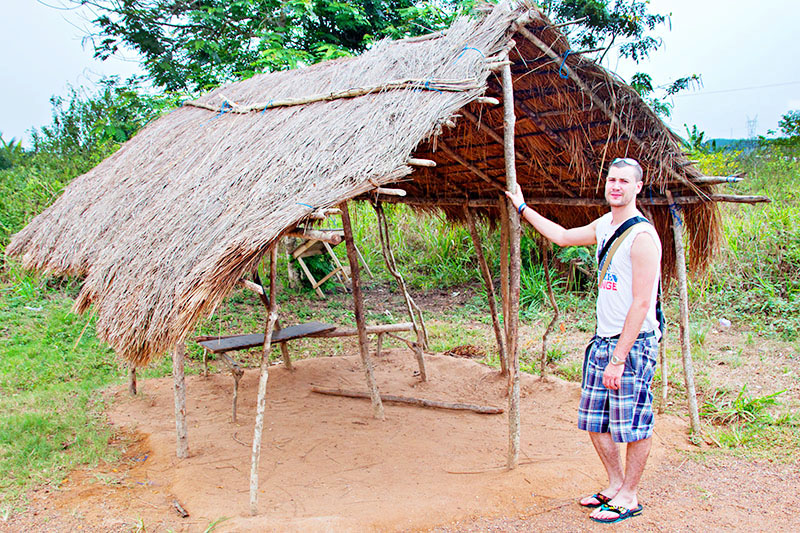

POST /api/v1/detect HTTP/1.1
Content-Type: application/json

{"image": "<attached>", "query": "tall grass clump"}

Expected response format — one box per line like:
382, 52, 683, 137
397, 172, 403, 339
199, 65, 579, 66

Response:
690, 139, 800, 339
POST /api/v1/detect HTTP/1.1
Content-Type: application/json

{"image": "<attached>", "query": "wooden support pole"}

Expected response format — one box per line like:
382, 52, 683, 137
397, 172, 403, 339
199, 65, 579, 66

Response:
376, 333, 384, 357
171, 342, 188, 459
499, 200, 510, 340
464, 207, 508, 375
540, 239, 560, 379
502, 62, 522, 469
659, 316, 668, 414
128, 366, 137, 395
341, 202, 385, 419
250, 246, 280, 515
276, 322, 292, 371
665, 191, 701, 434
373, 202, 429, 380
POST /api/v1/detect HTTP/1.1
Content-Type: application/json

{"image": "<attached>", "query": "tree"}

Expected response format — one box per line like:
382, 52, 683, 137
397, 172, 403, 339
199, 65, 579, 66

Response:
539, 0, 667, 62
74, 0, 474, 92
31, 76, 179, 158
778, 110, 800, 138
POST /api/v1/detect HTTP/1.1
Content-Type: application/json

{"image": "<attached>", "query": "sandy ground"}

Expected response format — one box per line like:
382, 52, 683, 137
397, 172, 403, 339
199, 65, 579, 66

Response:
3, 347, 799, 532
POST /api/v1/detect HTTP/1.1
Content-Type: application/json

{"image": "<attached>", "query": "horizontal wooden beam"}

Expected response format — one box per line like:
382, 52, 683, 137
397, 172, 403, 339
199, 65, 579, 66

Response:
358, 194, 768, 208
692, 176, 743, 185
408, 158, 436, 167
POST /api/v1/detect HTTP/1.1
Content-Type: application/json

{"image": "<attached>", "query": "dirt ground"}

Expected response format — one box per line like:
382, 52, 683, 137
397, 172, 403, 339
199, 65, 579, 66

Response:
4, 346, 799, 532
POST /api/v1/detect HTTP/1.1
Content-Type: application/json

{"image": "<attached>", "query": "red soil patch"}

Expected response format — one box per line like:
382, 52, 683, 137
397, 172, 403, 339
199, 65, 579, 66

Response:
2, 349, 763, 532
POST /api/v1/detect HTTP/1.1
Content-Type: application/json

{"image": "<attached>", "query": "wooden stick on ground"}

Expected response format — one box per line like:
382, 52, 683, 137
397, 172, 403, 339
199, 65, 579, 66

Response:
501, 61, 522, 470
171, 342, 188, 459
665, 190, 701, 434
311, 387, 504, 415
341, 201, 385, 420
250, 246, 280, 515
464, 206, 508, 375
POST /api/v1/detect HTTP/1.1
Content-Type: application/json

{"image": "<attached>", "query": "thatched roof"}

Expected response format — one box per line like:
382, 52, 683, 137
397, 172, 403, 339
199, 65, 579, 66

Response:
8, 3, 720, 366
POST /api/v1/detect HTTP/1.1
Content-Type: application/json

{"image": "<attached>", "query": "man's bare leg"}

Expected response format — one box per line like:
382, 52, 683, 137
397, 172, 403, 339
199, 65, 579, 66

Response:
590, 436, 651, 519
580, 431, 624, 506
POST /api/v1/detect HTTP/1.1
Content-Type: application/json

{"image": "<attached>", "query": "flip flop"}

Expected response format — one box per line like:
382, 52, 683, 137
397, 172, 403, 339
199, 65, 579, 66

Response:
579, 492, 612, 508
589, 503, 643, 524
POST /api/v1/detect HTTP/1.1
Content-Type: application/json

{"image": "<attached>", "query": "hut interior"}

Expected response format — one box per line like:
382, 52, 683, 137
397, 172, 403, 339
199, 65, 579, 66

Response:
6, 2, 768, 514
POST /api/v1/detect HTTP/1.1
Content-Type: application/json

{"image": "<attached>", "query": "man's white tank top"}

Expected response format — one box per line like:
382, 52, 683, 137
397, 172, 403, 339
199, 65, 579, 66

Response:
594, 212, 662, 339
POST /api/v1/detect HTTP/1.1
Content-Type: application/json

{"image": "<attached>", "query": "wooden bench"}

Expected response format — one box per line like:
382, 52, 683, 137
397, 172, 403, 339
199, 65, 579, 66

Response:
196, 321, 415, 421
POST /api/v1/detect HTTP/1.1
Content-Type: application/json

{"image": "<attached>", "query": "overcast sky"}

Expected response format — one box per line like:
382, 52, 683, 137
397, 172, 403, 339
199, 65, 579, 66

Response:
2, 0, 798, 145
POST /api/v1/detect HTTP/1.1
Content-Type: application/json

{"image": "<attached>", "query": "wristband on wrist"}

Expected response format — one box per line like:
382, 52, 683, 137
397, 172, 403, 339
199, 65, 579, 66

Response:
518, 202, 527, 215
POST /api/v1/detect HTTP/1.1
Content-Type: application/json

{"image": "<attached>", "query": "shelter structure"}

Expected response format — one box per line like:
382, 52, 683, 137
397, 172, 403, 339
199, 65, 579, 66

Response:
8, 2, 766, 515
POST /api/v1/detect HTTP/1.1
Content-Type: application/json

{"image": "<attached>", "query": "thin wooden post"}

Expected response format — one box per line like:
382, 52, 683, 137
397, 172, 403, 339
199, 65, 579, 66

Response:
128, 366, 137, 395
540, 239, 560, 379
250, 246, 280, 515
659, 272, 668, 414
499, 199, 510, 340
171, 342, 188, 459
341, 202, 385, 419
659, 324, 668, 414
464, 206, 508, 375
665, 191, 701, 433
501, 60, 522, 469
373, 202, 429, 379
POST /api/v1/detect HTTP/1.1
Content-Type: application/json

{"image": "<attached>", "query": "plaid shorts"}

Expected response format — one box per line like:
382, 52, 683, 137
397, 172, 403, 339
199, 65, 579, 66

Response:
577, 333, 658, 443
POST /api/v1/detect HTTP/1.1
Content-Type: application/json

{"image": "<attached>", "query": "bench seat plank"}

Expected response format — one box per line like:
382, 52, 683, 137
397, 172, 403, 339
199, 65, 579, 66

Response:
198, 321, 337, 353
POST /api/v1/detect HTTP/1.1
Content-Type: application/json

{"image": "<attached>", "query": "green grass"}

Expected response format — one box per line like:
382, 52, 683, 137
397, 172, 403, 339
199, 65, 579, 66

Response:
0, 284, 123, 505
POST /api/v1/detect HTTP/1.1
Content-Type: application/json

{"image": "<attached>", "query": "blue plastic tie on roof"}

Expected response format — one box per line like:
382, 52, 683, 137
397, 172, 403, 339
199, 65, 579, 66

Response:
296, 202, 315, 210
456, 46, 485, 61
558, 50, 572, 79
261, 99, 274, 114
424, 79, 442, 93
202, 101, 231, 126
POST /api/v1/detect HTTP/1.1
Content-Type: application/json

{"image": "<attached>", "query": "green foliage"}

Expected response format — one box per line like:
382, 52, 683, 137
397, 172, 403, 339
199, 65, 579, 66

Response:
629, 72, 702, 117
777, 110, 800, 137
540, 0, 667, 61
0, 134, 25, 171
683, 124, 706, 152
0, 77, 176, 257
701, 385, 786, 426
76, 0, 473, 92
687, 130, 800, 338
0, 286, 123, 504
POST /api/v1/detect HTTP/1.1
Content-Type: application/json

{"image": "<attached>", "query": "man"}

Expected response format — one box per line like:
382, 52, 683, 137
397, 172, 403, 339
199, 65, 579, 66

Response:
505, 157, 662, 524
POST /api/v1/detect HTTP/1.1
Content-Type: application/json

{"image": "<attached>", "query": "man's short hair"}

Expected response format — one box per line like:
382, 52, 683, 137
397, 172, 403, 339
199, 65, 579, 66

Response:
610, 157, 643, 182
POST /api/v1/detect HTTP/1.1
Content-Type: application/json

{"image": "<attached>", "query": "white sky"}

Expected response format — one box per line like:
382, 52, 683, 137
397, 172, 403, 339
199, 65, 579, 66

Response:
2, 0, 799, 144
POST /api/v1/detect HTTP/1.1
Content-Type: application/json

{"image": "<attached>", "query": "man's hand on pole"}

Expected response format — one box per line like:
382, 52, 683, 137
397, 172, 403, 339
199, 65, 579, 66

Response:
505, 184, 525, 212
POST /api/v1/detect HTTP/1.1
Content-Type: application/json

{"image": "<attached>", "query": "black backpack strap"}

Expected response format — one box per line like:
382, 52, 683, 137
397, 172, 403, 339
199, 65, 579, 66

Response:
596, 215, 649, 272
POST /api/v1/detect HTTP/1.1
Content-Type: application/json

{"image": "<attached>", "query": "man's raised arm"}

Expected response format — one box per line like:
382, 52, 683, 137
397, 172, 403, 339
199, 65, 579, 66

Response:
505, 185, 597, 247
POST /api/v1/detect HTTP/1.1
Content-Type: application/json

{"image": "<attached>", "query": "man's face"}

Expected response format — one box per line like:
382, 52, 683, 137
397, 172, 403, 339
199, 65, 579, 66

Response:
604, 165, 643, 208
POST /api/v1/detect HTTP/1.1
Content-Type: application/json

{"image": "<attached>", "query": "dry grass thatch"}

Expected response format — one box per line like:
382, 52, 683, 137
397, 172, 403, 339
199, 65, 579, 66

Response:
7, 3, 720, 366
